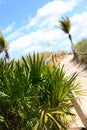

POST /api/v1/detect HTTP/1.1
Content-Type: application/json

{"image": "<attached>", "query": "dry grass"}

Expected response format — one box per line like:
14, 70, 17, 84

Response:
44, 50, 71, 66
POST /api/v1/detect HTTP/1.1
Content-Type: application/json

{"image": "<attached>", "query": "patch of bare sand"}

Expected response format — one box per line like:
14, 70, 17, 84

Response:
60, 54, 87, 129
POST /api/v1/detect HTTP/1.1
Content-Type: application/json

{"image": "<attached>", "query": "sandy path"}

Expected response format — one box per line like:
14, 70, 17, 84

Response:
60, 54, 87, 129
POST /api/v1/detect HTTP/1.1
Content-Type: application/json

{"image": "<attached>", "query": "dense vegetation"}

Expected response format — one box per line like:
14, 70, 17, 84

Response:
0, 53, 79, 130
74, 38, 87, 52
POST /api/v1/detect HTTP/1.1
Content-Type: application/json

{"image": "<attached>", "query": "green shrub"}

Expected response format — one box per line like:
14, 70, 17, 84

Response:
73, 38, 87, 63
0, 53, 79, 130
74, 38, 87, 52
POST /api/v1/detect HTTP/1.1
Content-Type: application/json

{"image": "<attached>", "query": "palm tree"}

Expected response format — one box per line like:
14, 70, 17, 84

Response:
0, 31, 9, 59
59, 17, 73, 46
59, 17, 78, 60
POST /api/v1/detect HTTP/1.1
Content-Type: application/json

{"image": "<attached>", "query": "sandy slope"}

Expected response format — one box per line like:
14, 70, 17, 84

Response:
60, 54, 87, 129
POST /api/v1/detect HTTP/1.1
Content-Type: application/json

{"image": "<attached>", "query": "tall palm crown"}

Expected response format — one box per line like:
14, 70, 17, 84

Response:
0, 31, 9, 58
59, 17, 73, 46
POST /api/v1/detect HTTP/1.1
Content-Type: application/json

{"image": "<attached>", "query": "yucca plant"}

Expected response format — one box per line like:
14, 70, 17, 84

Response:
33, 65, 79, 130
0, 53, 79, 130
0, 53, 45, 129
0, 58, 31, 129
22, 53, 44, 85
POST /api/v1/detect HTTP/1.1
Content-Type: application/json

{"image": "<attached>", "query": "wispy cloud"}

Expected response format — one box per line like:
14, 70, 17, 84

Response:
5, 27, 25, 42
3, 22, 15, 35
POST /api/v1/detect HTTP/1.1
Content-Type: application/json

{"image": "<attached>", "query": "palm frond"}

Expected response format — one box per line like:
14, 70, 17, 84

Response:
0, 36, 8, 51
59, 17, 71, 34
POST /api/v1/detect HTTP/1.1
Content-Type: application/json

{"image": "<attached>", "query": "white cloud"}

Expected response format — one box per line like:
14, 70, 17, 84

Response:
3, 22, 15, 35
6, 27, 25, 42
37, 0, 76, 16
71, 12, 87, 42
8, 28, 64, 59
6, 0, 79, 59
22, 45, 42, 55
27, 0, 77, 28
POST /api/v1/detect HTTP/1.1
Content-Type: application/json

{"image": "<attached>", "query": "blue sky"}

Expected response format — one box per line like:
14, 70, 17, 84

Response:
0, 0, 87, 59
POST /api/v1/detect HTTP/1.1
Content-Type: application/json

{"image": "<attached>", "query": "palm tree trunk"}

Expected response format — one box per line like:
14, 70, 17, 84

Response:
68, 34, 78, 61
68, 34, 73, 46
5, 50, 9, 59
